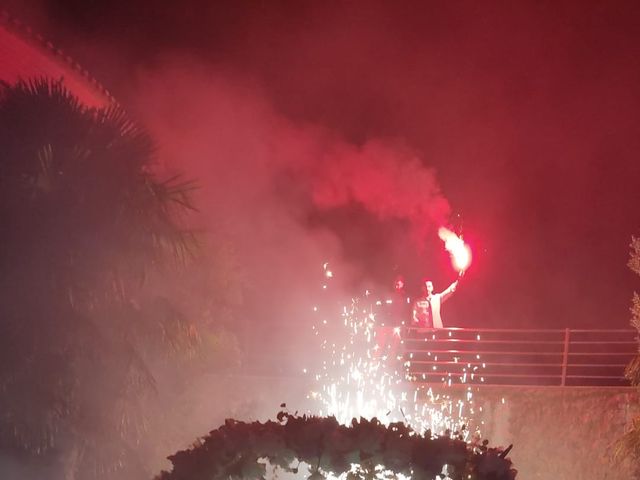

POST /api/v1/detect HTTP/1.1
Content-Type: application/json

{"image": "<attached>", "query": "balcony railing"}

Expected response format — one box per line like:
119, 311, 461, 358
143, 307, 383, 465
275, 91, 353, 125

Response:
400, 327, 638, 387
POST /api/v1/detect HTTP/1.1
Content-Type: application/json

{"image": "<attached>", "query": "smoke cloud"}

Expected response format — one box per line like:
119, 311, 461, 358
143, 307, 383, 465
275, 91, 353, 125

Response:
129, 57, 452, 315
107, 59, 457, 475
308, 141, 450, 240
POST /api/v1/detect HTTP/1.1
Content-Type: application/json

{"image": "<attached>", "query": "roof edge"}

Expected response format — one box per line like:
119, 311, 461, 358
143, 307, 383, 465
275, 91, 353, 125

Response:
1, 10, 117, 106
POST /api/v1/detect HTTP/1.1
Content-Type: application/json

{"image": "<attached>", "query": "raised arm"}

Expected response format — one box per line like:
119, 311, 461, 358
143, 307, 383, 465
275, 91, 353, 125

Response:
439, 280, 458, 303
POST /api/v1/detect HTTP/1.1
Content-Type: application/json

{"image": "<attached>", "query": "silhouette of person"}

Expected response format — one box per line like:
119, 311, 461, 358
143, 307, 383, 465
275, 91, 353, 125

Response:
411, 276, 460, 328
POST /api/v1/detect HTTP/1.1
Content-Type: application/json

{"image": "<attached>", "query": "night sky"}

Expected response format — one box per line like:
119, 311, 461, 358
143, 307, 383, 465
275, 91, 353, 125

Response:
4, 0, 640, 330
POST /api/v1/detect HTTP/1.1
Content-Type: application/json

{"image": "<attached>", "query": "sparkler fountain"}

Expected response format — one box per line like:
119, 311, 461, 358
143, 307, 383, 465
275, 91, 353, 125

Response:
306, 229, 488, 442
156, 229, 518, 480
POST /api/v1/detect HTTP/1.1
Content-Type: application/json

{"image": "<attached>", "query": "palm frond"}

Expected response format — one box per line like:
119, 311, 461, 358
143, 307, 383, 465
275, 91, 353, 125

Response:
630, 237, 640, 277
614, 416, 640, 463
0, 78, 203, 479
626, 356, 640, 386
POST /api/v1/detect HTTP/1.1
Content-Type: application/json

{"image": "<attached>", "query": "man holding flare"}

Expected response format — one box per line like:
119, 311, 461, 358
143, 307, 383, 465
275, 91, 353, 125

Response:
411, 227, 470, 329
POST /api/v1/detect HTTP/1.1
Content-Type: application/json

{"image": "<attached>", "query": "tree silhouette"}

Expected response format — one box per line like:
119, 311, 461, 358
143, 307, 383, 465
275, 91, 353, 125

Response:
0, 79, 199, 479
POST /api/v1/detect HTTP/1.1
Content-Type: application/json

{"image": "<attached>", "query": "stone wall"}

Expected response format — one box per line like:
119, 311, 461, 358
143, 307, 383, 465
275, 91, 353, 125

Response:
473, 386, 639, 479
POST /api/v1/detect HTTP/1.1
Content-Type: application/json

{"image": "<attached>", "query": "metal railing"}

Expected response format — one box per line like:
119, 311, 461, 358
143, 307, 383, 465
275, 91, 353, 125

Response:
400, 327, 638, 387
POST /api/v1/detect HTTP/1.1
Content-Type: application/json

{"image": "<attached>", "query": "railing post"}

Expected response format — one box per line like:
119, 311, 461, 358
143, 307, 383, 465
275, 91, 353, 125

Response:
561, 328, 570, 386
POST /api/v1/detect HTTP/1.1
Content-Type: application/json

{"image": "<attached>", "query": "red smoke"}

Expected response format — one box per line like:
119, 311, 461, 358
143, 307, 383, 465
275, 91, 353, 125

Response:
307, 140, 450, 244
6, 0, 640, 330
132, 60, 451, 263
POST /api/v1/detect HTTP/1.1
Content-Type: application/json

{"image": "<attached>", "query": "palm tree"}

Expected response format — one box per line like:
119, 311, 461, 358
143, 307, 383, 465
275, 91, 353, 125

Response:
0, 79, 199, 479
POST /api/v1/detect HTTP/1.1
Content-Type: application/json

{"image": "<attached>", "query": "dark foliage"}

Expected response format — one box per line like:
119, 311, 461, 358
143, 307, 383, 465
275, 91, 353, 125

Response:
0, 79, 198, 479
156, 411, 517, 480
0, 79, 197, 308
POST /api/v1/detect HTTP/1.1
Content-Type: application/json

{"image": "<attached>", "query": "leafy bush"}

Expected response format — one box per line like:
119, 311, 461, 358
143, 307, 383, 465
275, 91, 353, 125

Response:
156, 410, 516, 480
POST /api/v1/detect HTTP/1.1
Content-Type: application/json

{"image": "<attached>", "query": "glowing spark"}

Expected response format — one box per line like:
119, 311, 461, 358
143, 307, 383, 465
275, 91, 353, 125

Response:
307, 262, 483, 441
